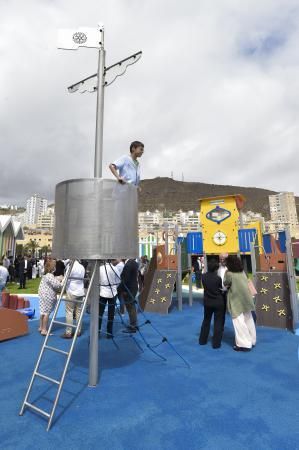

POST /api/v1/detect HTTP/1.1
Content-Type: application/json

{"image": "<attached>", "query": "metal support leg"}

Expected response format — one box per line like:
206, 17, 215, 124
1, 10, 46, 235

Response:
285, 228, 299, 329
177, 241, 183, 311
89, 260, 100, 387
188, 254, 193, 307
250, 242, 257, 284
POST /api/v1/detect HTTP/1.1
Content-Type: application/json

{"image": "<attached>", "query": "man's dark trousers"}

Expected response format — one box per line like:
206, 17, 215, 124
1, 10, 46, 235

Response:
199, 304, 225, 348
99, 296, 116, 336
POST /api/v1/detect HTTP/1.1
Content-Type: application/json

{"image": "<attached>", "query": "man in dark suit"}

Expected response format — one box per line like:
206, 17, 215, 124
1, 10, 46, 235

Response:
118, 259, 139, 333
199, 259, 225, 349
18, 256, 28, 289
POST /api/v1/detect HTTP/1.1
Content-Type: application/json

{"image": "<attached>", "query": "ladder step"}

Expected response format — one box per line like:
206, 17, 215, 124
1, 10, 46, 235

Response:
52, 320, 77, 328
35, 372, 60, 385
24, 402, 50, 418
44, 345, 69, 356
67, 277, 89, 281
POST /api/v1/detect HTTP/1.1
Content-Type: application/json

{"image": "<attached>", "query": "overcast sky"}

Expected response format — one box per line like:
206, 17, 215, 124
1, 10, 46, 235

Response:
1, 0, 299, 205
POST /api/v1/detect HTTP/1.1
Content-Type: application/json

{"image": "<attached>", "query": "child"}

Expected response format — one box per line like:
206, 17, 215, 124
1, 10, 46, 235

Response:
109, 141, 144, 187
199, 259, 225, 349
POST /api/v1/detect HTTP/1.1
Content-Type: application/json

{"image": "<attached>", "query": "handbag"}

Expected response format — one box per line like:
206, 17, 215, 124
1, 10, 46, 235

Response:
248, 279, 257, 296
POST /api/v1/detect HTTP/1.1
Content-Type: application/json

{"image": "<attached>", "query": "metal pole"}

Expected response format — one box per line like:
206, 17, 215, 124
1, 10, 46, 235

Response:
188, 253, 193, 307
89, 27, 105, 386
164, 223, 169, 256
89, 260, 100, 386
177, 241, 182, 311
94, 28, 105, 178
285, 227, 298, 330
175, 226, 183, 311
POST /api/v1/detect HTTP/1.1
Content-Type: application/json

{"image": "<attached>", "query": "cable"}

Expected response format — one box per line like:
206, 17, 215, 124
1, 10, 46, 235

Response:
107, 261, 191, 368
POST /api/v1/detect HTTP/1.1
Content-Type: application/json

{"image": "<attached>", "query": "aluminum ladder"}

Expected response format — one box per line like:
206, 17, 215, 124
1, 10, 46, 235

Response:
19, 260, 97, 431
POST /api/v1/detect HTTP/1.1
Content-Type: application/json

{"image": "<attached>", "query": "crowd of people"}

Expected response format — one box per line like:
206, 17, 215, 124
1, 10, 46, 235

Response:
37, 256, 150, 338
35, 251, 257, 355
0, 254, 46, 290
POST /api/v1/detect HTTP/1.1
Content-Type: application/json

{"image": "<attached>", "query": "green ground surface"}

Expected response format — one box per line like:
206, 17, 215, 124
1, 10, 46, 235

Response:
5, 278, 40, 295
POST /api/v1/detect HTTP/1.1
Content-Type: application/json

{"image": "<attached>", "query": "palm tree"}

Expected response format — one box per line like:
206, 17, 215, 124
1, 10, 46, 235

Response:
40, 245, 50, 258
24, 239, 39, 257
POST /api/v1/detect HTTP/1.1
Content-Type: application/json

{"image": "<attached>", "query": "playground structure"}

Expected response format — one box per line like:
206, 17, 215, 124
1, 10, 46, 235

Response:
0, 292, 29, 341
20, 25, 142, 431
141, 194, 298, 331
251, 229, 298, 331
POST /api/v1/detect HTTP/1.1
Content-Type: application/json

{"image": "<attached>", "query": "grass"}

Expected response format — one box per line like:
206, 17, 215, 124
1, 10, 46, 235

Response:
5, 278, 40, 295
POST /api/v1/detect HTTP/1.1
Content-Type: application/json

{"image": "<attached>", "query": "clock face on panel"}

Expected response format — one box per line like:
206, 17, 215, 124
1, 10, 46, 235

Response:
213, 231, 227, 246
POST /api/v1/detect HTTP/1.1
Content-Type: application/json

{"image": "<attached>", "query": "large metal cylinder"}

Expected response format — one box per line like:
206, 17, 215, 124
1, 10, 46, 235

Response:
52, 178, 138, 260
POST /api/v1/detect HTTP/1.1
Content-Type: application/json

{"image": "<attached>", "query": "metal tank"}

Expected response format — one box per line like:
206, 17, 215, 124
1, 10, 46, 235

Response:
52, 178, 138, 260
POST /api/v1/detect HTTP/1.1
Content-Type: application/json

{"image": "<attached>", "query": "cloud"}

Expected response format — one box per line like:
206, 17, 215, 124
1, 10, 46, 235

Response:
1, 0, 299, 206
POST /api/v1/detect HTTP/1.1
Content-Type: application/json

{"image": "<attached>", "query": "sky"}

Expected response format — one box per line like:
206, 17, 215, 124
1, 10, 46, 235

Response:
1, 0, 299, 205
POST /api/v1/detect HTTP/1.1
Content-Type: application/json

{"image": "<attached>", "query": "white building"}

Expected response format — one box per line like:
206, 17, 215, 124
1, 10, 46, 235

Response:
25, 194, 48, 225
138, 210, 200, 234
269, 192, 299, 237
37, 206, 55, 229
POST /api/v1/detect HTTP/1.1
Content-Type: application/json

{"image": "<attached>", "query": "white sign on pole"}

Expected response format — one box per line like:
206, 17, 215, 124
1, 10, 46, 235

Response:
57, 27, 102, 50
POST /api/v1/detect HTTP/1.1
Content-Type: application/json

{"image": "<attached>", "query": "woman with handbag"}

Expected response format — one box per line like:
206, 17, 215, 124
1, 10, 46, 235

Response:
224, 255, 256, 352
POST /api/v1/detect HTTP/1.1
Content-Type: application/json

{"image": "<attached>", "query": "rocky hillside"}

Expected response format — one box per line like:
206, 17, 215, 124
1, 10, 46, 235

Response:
139, 177, 299, 219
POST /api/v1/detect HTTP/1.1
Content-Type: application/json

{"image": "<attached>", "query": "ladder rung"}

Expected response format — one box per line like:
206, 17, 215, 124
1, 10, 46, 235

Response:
44, 345, 69, 356
52, 321, 77, 328
67, 277, 89, 281
24, 402, 50, 418
35, 372, 60, 385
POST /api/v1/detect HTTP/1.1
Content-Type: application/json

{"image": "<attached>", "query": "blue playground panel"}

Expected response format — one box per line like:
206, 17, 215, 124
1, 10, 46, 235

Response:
263, 232, 287, 254
238, 228, 257, 253
278, 231, 286, 253
262, 234, 272, 254
186, 232, 203, 254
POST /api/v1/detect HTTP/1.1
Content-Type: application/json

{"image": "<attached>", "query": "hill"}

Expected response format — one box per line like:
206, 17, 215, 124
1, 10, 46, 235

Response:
139, 177, 299, 219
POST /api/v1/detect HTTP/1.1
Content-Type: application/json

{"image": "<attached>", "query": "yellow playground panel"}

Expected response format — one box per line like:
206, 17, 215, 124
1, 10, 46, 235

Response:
199, 194, 245, 255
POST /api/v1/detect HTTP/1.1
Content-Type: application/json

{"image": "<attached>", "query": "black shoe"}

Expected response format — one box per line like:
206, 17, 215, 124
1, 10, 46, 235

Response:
212, 345, 221, 349
233, 345, 251, 352
122, 326, 137, 334
199, 341, 207, 345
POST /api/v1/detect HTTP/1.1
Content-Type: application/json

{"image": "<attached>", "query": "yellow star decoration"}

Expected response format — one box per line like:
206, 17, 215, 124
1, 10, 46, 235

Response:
160, 296, 167, 303
165, 283, 171, 289
277, 309, 286, 317
157, 278, 162, 284
262, 304, 270, 312
273, 296, 282, 303
166, 273, 172, 278
261, 275, 268, 282
260, 288, 268, 294
149, 298, 156, 304
155, 288, 160, 294
274, 283, 281, 289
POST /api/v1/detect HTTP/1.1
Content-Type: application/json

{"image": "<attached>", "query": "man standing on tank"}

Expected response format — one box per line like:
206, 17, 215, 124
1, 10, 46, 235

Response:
109, 141, 144, 187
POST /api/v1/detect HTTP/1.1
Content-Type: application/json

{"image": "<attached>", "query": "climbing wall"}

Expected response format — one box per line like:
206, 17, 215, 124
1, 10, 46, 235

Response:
255, 272, 293, 330
139, 245, 177, 313
143, 270, 177, 314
